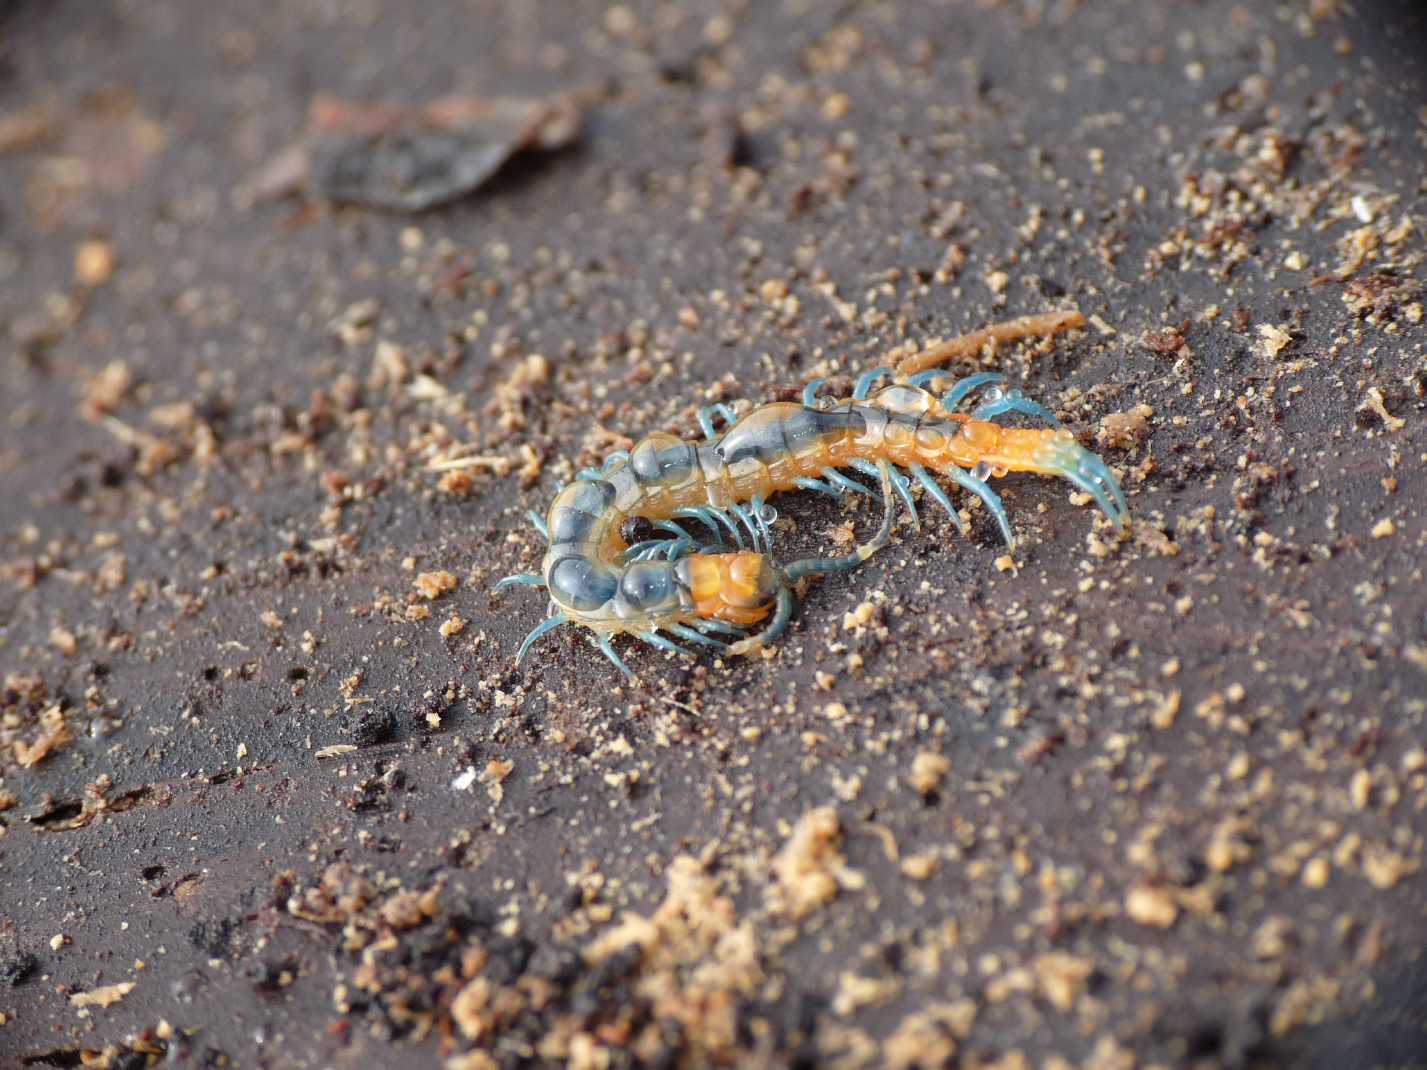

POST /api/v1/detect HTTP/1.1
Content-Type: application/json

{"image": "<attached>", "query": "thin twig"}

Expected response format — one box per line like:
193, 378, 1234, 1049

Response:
895, 309, 1086, 376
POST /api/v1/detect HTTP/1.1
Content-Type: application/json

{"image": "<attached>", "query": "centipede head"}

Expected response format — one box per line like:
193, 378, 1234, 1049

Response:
684, 551, 780, 627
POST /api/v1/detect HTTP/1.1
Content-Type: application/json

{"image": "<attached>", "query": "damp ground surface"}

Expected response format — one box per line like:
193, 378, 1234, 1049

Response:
2, 2, 1426, 1068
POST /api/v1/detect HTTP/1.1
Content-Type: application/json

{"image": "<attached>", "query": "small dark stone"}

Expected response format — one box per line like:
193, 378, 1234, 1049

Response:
0, 949, 36, 987
352, 706, 397, 747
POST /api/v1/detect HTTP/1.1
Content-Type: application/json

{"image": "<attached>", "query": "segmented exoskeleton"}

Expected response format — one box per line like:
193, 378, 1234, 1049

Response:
495, 317, 1131, 679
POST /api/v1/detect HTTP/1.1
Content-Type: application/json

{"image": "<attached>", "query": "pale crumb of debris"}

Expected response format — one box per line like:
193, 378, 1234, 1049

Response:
378, 888, 439, 930
1405, 302, 1423, 324
1369, 518, 1396, 540
900, 851, 939, 880
315, 744, 357, 760
49, 626, 77, 655
260, 609, 283, 629
1270, 976, 1341, 1035
1256, 323, 1294, 358
759, 278, 789, 303
50, 933, 68, 950
0, 790, 17, 811
1149, 690, 1181, 730
70, 981, 135, 1008
769, 807, 862, 919
439, 613, 467, 638
405, 604, 431, 622
371, 340, 410, 388
1033, 952, 1094, 1012
993, 554, 1017, 573
516, 442, 544, 485
438, 468, 475, 495
452, 766, 479, 791
75, 239, 116, 286
451, 976, 493, 1040
1302, 856, 1330, 889
1125, 882, 1179, 928
414, 570, 458, 599
1283, 250, 1306, 270
80, 360, 133, 418
1135, 521, 1180, 557
821, 92, 850, 120
1362, 846, 1411, 889
14, 705, 71, 768
823, 701, 849, 722
480, 758, 513, 804
446, 1050, 499, 1070
908, 751, 951, 797
814, 670, 836, 690
1253, 916, 1295, 959
1351, 768, 1374, 810
1096, 404, 1153, 450
984, 270, 1009, 294
884, 1002, 976, 1070
1087, 313, 1116, 336
1403, 749, 1427, 774
1361, 387, 1405, 432
833, 971, 901, 1016
842, 600, 876, 630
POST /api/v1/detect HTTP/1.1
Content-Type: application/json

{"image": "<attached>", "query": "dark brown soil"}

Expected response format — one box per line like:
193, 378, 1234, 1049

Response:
2, 2, 1425, 1068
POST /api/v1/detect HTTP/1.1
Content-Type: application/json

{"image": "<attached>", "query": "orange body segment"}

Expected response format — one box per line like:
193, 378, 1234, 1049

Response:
687, 551, 776, 626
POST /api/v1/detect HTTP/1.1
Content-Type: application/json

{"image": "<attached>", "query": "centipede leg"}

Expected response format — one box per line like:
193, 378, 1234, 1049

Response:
750, 493, 776, 551
971, 390, 1062, 428
822, 468, 870, 496
944, 463, 1015, 549
853, 367, 893, 400
676, 506, 744, 549
729, 502, 763, 552
495, 572, 546, 591
1058, 452, 1130, 529
526, 509, 550, 541
594, 633, 634, 680
908, 463, 969, 536
941, 372, 1007, 413
693, 618, 749, 637
665, 622, 731, 651
727, 584, 795, 656
637, 631, 698, 658
801, 378, 829, 407
849, 459, 920, 531
697, 403, 739, 439
517, 612, 569, 664
784, 460, 897, 583
795, 477, 845, 499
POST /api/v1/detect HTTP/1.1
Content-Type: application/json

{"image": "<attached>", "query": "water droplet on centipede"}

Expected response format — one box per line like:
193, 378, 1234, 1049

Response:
758, 504, 778, 524
971, 461, 993, 482
983, 386, 1004, 402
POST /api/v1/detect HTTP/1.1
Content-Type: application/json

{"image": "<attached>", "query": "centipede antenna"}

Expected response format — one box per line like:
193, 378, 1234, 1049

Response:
517, 612, 569, 664
971, 390, 1062, 428
527, 510, 550, 541
908, 463, 969, 536
941, 372, 1007, 413
853, 367, 893, 400
800, 378, 828, 407
594, 633, 634, 680
944, 463, 1016, 549
665, 622, 730, 650
637, 631, 697, 658
495, 572, 546, 591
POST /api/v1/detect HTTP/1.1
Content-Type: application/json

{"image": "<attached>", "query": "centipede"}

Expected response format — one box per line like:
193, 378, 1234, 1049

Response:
494, 310, 1131, 679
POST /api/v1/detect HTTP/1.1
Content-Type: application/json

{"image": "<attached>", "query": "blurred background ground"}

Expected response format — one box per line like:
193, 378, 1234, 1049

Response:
1, 1, 1425, 1067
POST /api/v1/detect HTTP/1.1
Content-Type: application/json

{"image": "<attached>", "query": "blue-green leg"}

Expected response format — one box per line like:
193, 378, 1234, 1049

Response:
637, 631, 697, 658
941, 372, 1006, 413
665, 623, 730, 651
527, 509, 550, 541
850, 459, 919, 530
594, 633, 633, 680
908, 463, 968, 536
517, 613, 569, 664
853, 367, 893, 400
944, 463, 1015, 548
801, 378, 828, 407
495, 572, 546, 591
